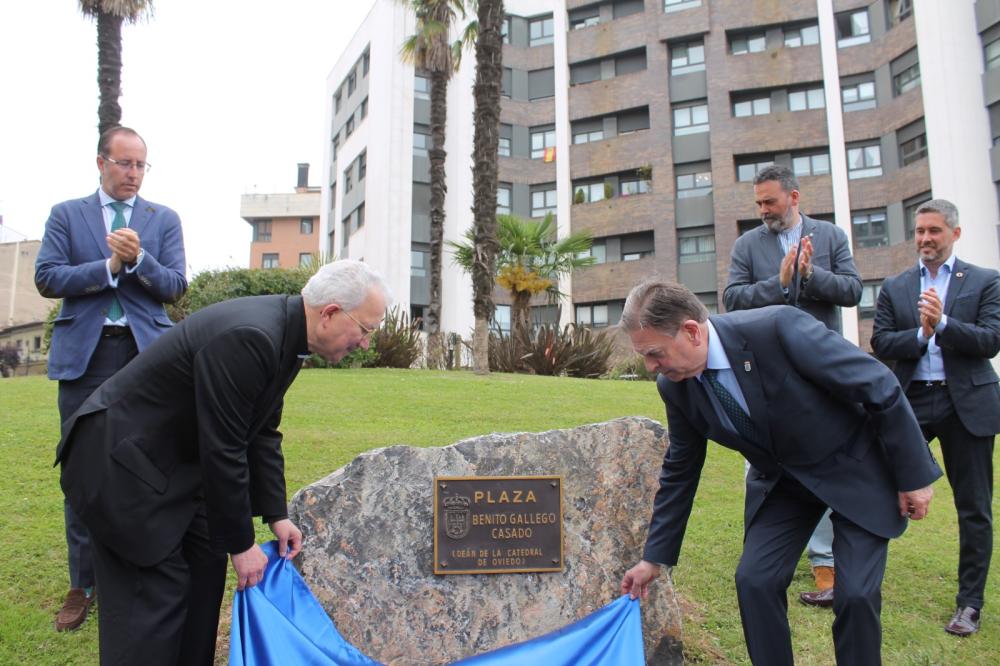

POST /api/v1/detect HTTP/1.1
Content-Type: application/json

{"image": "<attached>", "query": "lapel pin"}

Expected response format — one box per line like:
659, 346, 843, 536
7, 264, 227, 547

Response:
955, 272, 964, 278
743, 361, 751, 372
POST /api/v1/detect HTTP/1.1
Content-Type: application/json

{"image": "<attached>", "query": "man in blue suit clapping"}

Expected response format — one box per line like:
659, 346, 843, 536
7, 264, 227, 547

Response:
35, 126, 187, 632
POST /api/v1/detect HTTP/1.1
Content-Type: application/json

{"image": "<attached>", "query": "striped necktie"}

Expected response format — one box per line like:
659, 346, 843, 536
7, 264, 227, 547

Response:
703, 369, 756, 441
107, 201, 128, 322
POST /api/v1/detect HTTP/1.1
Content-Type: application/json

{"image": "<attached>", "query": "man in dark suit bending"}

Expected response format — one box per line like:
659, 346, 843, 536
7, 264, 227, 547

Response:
619, 280, 941, 665
56, 259, 391, 665
872, 198, 1000, 637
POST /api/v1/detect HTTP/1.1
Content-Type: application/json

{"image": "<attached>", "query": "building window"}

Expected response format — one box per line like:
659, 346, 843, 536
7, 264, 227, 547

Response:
498, 136, 511, 156
670, 40, 705, 75
731, 31, 766, 55
414, 74, 430, 100
531, 186, 557, 218
897, 132, 926, 167
501, 17, 510, 45
847, 143, 883, 179
529, 16, 554, 46
887, 0, 913, 26
33, 336, 41, 351
570, 14, 600, 30
788, 86, 825, 111
836, 9, 870, 48
356, 203, 365, 229
334, 91, 342, 114
852, 209, 888, 248
579, 240, 607, 264
331, 134, 340, 162
664, 0, 701, 14
784, 24, 819, 48
986, 38, 1000, 71
573, 181, 606, 204
497, 184, 512, 215
676, 169, 712, 198
673, 101, 709, 136
299, 253, 314, 267
261, 253, 279, 269
253, 220, 272, 242
493, 304, 511, 333
842, 78, 876, 112
859, 281, 882, 318
345, 115, 355, 137
733, 94, 771, 118
300, 218, 314, 235
360, 97, 368, 120
411, 250, 427, 277
678, 229, 716, 264
576, 303, 610, 328
791, 151, 830, 177
736, 157, 774, 183
413, 128, 429, 156
347, 71, 357, 96
343, 167, 353, 192
363, 50, 370, 76
358, 151, 366, 180
573, 128, 603, 144
620, 178, 650, 197
530, 127, 556, 159
904, 192, 931, 240
893, 62, 921, 96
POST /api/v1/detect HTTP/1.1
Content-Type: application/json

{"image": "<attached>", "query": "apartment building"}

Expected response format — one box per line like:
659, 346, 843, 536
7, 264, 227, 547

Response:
322, 0, 1000, 348
0, 239, 57, 375
242, 163, 322, 269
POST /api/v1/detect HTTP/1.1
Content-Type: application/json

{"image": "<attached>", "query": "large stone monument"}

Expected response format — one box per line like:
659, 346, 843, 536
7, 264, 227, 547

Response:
289, 416, 682, 665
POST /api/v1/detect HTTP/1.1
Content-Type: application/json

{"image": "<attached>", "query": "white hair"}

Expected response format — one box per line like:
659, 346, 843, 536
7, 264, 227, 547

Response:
301, 260, 393, 310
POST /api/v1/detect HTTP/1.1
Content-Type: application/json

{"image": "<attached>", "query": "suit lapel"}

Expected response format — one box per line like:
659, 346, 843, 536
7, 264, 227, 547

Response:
943, 259, 969, 317
83, 192, 111, 259
760, 225, 784, 268
708, 316, 773, 453
904, 266, 922, 328
129, 196, 153, 238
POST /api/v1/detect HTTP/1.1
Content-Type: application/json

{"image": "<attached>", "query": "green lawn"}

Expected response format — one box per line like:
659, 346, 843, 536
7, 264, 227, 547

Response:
1, 369, 996, 665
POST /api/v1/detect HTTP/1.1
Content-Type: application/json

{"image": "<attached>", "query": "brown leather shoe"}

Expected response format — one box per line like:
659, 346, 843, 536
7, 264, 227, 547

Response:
945, 606, 981, 637
55, 588, 94, 632
812, 565, 835, 591
799, 586, 834, 608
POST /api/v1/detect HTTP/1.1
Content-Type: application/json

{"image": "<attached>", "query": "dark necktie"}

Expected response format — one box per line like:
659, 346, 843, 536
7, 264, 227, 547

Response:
703, 369, 756, 441
107, 202, 128, 322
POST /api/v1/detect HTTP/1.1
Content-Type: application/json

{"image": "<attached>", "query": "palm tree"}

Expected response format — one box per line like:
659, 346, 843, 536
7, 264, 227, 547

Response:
468, 0, 504, 374
450, 214, 594, 364
399, 0, 474, 369
78, 0, 154, 137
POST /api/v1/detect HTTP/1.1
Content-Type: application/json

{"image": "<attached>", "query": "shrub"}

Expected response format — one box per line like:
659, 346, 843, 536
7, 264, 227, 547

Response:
363, 306, 422, 368
520, 323, 616, 379
488, 327, 526, 373
573, 188, 585, 205
608, 356, 656, 381
603, 181, 614, 200
0, 344, 20, 378
167, 265, 319, 322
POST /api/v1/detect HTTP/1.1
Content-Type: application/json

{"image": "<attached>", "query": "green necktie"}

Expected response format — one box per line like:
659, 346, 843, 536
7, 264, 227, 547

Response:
703, 369, 756, 442
107, 201, 128, 322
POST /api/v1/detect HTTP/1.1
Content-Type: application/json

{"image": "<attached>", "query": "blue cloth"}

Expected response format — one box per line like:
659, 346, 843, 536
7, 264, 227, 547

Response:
231, 542, 644, 666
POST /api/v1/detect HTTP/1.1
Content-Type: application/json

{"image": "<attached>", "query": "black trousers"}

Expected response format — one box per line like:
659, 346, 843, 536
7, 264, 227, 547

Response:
91, 503, 228, 666
736, 475, 887, 666
57, 331, 138, 589
908, 382, 994, 609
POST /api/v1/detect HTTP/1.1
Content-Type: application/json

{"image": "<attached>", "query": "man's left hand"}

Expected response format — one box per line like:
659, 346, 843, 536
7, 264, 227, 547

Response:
269, 518, 303, 560
107, 228, 142, 264
898, 485, 934, 520
798, 236, 814, 281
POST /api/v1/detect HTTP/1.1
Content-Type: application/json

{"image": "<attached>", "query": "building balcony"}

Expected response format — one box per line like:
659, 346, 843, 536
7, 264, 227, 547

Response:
568, 70, 657, 121
841, 84, 924, 144
567, 12, 647, 64
656, 2, 711, 43
498, 155, 557, 186
714, 108, 830, 157
501, 97, 557, 129
572, 256, 657, 303
711, 45, 823, 93
569, 189, 666, 238
568, 129, 660, 180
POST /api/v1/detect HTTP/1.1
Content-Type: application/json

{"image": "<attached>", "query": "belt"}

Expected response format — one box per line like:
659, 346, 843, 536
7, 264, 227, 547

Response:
914, 379, 947, 387
101, 325, 132, 338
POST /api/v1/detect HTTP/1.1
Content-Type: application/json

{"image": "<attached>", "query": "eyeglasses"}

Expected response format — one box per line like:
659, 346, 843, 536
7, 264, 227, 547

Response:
343, 309, 375, 338
103, 156, 152, 173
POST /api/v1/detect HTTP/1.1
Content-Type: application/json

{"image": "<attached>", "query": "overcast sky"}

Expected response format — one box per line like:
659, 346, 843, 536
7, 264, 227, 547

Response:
0, 0, 377, 274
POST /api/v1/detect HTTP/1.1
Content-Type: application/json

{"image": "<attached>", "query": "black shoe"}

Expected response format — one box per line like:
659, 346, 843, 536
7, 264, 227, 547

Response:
945, 606, 980, 637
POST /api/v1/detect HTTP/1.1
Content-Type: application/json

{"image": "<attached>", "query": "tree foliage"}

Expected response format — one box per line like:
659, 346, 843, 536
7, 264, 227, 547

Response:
166, 265, 319, 322
0, 345, 20, 378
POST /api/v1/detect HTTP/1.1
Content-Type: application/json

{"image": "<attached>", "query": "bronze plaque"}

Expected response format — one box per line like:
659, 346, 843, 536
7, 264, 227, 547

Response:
433, 476, 563, 575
